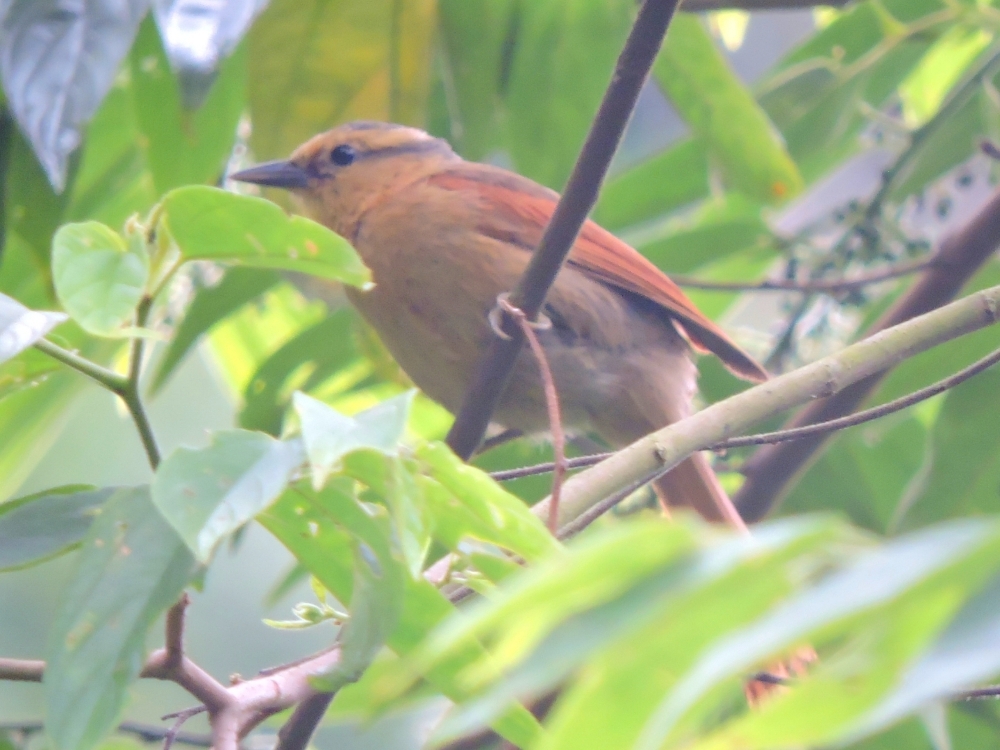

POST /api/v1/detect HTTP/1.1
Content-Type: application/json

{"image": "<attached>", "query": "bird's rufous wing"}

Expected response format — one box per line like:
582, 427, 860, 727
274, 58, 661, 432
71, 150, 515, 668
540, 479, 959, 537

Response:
427, 166, 768, 383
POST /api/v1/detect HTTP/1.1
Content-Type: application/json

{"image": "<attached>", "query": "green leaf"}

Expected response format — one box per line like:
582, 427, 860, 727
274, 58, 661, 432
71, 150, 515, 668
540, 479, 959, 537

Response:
416, 442, 560, 563
51, 222, 149, 336
150, 267, 281, 396
44, 487, 195, 750
654, 14, 802, 203
259, 482, 544, 748
129, 16, 246, 195
436, 0, 513, 160
0, 292, 67, 364
593, 138, 710, 231
248, 0, 437, 161
151, 430, 305, 561
504, 0, 634, 189
0, 485, 113, 571
239, 308, 360, 435
295, 390, 414, 490
160, 186, 371, 286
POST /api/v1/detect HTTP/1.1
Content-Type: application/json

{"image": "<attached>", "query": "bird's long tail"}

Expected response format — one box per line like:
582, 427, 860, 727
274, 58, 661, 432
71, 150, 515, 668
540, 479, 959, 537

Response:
653, 451, 748, 534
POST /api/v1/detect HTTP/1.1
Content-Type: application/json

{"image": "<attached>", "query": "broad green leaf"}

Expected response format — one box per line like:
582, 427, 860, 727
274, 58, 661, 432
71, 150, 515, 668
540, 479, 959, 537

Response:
51, 222, 149, 336
900, 25, 993, 127
0, 485, 112, 571
655, 14, 802, 203
0, 292, 67, 363
248, 0, 437, 162
593, 138, 710, 231
295, 390, 414, 489
0, 0, 147, 190
239, 307, 360, 435
636, 519, 1000, 750
44, 487, 195, 750
436, 0, 513, 160
438, 518, 839, 746
130, 16, 246, 195
504, 0, 634, 189
150, 267, 281, 395
259, 483, 544, 748
152, 429, 305, 561
416, 442, 560, 563
160, 186, 371, 286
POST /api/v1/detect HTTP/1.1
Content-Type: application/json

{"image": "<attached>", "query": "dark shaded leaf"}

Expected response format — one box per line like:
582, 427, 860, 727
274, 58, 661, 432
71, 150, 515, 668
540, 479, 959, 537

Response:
150, 266, 280, 395
44, 486, 195, 750
160, 186, 370, 285
153, 0, 266, 109
152, 429, 305, 561
0, 485, 113, 571
0, 0, 148, 190
0, 291, 67, 363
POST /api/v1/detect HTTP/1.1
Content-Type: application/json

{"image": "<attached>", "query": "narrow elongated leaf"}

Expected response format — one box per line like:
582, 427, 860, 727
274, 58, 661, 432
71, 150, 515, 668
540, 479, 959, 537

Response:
0, 292, 67, 363
0, 0, 149, 190
0, 485, 113, 571
152, 429, 305, 561
160, 186, 371, 286
51, 222, 149, 336
239, 307, 359, 434
150, 267, 280, 395
153, 0, 267, 108
654, 14, 802, 203
44, 487, 195, 750
130, 15, 245, 195
295, 390, 414, 489
504, 0, 634, 189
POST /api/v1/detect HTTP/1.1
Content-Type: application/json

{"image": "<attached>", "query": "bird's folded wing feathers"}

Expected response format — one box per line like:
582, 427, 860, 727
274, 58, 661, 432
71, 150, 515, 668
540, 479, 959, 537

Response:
427, 166, 768, 383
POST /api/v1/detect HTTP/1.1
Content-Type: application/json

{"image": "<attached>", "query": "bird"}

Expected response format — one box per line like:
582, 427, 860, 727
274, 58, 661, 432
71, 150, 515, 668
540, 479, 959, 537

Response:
230, 121, 768, 529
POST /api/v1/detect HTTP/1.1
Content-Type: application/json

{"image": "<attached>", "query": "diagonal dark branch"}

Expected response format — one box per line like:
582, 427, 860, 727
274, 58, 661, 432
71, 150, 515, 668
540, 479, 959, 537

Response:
445, 0, 683, 460
735, 185, 1000, 522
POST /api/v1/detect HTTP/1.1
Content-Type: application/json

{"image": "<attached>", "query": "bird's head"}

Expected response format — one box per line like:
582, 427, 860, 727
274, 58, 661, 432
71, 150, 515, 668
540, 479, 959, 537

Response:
230, 121, 459, 237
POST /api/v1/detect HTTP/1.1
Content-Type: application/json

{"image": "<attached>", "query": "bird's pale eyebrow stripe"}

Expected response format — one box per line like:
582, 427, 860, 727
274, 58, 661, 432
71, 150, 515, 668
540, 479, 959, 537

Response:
359, 139, 454, 161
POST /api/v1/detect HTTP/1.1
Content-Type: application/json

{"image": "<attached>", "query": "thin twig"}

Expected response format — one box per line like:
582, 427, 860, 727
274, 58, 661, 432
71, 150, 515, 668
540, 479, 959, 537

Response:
712, 344, 1000, 450
446, 0, 682, 459
160, 707, 208, 750
491, 452, 613, 481
497, 295, 567, 533
671, 256, 936, 293
33, 339, 128, 393
0, 658, 44, 682
958, 685, 1000, 699
122, 296, 161, 470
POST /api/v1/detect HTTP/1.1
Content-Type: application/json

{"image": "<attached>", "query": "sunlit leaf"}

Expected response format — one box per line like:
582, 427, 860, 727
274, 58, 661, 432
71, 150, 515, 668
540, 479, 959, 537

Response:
295, 390, 414, 490
51, 222, 148, 336
152, 429, 305, 561
160, 186, 371, 286
0, 291, 67, 363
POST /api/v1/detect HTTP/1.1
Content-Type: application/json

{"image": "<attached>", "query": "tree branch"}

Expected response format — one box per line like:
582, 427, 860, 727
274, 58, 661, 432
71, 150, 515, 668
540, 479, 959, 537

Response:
529, 283, 1000, 532
445, 0, 682, 460
735, 184, 1000, 522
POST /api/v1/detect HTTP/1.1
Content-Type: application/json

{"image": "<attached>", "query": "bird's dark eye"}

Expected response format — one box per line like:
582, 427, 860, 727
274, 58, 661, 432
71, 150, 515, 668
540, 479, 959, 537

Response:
330, 144, 356, 166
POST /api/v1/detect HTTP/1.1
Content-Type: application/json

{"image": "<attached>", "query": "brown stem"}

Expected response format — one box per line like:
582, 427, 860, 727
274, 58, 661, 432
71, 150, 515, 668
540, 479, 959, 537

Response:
735, 185, 1000, 522
446, 0, 682, 459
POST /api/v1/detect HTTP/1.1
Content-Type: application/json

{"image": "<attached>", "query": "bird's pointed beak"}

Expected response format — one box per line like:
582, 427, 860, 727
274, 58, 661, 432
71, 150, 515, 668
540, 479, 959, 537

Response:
229, 160, 310, 188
